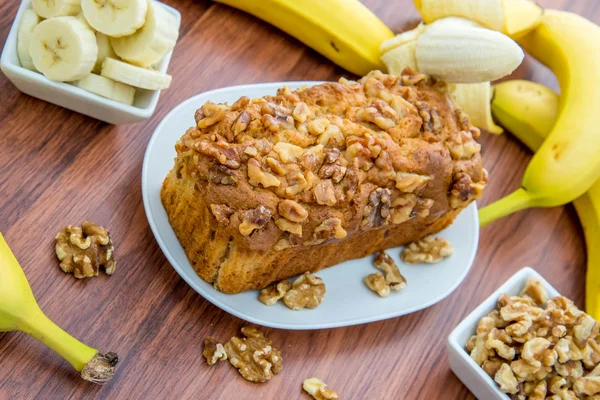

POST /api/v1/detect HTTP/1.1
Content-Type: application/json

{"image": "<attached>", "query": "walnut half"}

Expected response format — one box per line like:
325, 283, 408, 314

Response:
55, 222, 116, 279
224, 327, 282, 383
203, 337, 227, 365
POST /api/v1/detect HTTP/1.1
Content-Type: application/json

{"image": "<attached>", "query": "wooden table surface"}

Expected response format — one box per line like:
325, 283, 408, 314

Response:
0, 0, 595, 399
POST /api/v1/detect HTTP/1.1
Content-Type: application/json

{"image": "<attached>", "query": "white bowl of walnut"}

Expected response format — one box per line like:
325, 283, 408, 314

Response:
447, 267, 600, 400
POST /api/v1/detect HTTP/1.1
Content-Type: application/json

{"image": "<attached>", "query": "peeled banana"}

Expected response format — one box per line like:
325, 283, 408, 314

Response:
491, 80, 600, 320
0, 233, 118, 384
74, 73, 136, 105
479, 11, 600, 226
381, 17, 524, 84
212, 0, 394, 76
414, 0, 544, 39
101, 58, 171, 90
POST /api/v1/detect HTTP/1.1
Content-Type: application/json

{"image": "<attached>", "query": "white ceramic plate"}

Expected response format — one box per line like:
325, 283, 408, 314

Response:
142, 82, 480, 330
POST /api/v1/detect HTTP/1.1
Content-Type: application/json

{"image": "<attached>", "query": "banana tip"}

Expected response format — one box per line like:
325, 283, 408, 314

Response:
80, 352, 119, 385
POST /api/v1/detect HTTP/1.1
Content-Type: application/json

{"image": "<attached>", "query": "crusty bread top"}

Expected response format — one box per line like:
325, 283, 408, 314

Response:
172, 69, 487, 252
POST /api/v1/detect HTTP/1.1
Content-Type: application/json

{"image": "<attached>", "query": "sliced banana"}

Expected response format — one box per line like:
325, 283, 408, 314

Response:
74, 73, 135, 105
94, 32, 117, 73
17, 9, 41, 71
32, 0, 81, 18
111, 0, 179, 68
81, 0, 148, 38
101, 58, 171, 90
29, 17, 98, 82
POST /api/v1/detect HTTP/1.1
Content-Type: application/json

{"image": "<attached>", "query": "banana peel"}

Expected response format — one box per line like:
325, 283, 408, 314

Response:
491, 79, 600, 320
0, 233, 118, 384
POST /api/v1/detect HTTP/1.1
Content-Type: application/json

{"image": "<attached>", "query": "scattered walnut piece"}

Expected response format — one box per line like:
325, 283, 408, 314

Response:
282, 273, 326, 311
239, 206, 272, 236
55, 222, 116, 279
374, 252, 407, 291
259, 281, 292, 306
224, 327, 282, 383
203, 337, 227, 365
312, 218, 347, 245
303, 378, 339, 400
468, 280, 600, 398
401, 236, 453, 264
364, 273, 390, 298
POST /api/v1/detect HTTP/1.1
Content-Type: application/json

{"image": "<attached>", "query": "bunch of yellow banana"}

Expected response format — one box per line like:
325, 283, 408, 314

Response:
491, 79, 600, 320
0, 233, 118, 384
478, 10, 600, 226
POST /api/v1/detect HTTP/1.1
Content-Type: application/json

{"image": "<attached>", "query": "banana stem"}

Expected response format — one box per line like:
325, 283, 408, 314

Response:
18, 310, 97, 371
478, 188, 533, 227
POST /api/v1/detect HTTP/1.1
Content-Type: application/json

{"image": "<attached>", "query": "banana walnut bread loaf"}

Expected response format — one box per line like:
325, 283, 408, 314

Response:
161, 69, 487, 294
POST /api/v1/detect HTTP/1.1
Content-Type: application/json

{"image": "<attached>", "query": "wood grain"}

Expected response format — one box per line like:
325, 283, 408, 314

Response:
0, 0, 594, 398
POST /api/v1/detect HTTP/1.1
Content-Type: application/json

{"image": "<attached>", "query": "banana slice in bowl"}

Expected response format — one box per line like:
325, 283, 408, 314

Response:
81, 0, 148, 38
32, 0, 80, 18
73, 73, 136, 105
111, 0, 179, 68
101, 58, 171, 90
17, 9, 40, 71
29, 16, 98, 82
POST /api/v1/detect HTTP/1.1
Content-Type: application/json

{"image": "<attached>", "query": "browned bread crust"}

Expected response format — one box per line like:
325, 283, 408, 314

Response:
161, 69, 487, 294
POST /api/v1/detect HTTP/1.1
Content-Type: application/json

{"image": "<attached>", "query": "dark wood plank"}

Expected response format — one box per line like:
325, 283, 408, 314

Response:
0, 0, 594, 398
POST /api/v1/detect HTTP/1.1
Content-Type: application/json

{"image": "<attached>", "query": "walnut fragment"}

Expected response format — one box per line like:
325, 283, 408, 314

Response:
203, 337, 227, 365
374, 251, 407, 291
401, 235, 453, 264
55, 222, 116, 278
282, 273, 326, 310
303, 377, 340, 400
224, 327, 282, 383
258, 280, 292, 306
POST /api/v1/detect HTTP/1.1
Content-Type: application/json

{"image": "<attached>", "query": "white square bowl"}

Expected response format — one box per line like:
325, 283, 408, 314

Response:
447, 267, 561, 399
0, 0, 180, 125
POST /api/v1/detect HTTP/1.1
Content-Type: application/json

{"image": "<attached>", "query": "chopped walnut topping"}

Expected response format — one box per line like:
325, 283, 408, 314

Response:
364, 273, 390, 298
278, 199, 308, 223
273, 142, 304, 163
313, 179, 337, 206
303, 378, 339, 400
469, 281, 600, 399
282, 273, 326, 310
356, 106, 395, 130
196, 102, 227, 128
239, 206, 272, 236
446, 130, 481, 160
395, 172, 430, 193
266, 157, 286, 176
401, 236, 454, 264
374, 252, 407, 291
55, 222, 116, 278
292, 102, 312, 123
209, 164, 237, 185
449, 171, 486, 209
274, 218, 302, 236
391, 194, 418, 224
307, 118, 330, 135
233, 111, 251, 136
210, 204, 235, 225
258, 280, 292, 306
312, 218, 347, 245
362, 188, 391, 228
318, 124, 345, 147
248, 158, 281, 188
203, 337, 227, 365
224, 327, 282, 383
196, 141, 240, 169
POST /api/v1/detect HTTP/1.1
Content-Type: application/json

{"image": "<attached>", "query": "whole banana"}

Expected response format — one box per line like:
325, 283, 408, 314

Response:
211, 0, 393, 76
479, 11, 600, 226
491, 80, 600, 320
0, 233, 118, 384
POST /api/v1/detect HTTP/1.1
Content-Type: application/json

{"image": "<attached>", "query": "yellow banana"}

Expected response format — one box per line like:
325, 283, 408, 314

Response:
479, 10, 600, 227
491, 79, 600, 320
413, 0, 543, 39
0, 233, 118, 384
212, 0, 393, 76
